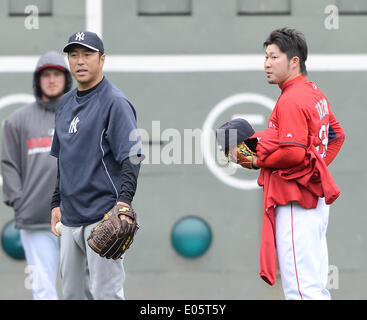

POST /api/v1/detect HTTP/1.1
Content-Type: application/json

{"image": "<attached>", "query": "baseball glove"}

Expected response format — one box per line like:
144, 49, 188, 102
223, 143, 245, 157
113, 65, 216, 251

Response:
87, 204, 139, 259
226, 141, 259, 170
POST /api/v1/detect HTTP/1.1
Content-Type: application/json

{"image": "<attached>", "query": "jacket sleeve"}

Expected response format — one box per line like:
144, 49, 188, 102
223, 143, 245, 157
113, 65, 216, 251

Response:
328, 111, 344, 144
50, 159, 61, 211
1, 118, 23, 207
118, 157, 141, 205
325, 111, 345, 166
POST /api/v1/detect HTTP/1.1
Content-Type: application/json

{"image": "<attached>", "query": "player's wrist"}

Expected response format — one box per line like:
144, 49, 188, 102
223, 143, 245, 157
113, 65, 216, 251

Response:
252, 156, 260, 169
117, 201, 130, 207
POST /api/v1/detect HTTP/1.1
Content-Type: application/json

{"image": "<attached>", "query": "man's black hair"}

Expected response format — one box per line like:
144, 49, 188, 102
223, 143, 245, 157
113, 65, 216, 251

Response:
264, 28, 308, 75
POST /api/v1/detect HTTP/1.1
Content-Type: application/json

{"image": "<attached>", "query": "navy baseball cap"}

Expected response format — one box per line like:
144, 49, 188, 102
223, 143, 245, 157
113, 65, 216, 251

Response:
63, 31, 104, 54
216, 118, 257, 153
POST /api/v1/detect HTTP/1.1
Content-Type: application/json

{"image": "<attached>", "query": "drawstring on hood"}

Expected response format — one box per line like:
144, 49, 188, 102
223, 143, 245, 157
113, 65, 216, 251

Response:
33, 51, 72, 112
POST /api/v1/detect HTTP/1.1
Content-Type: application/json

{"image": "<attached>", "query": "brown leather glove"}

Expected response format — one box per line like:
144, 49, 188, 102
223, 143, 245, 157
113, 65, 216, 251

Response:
227, 141, 259, 170
87, 204, 139, 259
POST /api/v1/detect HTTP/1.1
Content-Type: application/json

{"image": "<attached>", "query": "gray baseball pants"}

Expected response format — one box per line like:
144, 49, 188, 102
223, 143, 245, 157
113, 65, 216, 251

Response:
60, 221, 125, 300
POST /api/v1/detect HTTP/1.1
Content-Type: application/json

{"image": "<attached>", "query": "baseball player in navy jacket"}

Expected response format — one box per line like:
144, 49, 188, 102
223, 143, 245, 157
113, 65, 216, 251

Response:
50, 31, 144, 300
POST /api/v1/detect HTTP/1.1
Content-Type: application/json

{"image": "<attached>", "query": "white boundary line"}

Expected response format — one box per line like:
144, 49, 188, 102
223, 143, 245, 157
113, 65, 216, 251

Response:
0, 94, 34, 109
86, 0, 102, 39
1, 54, 367, 73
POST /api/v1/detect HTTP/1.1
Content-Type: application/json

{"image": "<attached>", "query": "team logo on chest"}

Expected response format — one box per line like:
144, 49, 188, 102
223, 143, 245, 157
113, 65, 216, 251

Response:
69, 116, 80, 134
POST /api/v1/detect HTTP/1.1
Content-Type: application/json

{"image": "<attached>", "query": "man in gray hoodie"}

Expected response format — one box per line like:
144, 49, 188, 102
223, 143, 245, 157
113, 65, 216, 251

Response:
1, 51, 72, 299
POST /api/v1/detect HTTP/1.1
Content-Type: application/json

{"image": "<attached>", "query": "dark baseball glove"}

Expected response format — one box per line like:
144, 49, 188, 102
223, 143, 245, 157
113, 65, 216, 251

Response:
226, 141, 259, 170
87, 204, 139, 259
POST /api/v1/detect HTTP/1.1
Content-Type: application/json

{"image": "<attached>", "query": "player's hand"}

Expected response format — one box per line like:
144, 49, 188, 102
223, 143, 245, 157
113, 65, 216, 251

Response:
117, 201, 133, 224
228, 142, 259, 170
87, 203, 139, 259
51, 207, 62, 237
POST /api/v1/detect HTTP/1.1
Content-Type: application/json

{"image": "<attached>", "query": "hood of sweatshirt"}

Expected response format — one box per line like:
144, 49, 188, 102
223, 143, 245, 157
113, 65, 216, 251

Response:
33, 51, 72, 112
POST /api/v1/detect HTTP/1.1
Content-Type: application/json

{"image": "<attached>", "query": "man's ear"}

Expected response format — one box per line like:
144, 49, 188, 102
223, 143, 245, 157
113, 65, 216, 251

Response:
99, 53, 106, 67
291, 56, 300, 70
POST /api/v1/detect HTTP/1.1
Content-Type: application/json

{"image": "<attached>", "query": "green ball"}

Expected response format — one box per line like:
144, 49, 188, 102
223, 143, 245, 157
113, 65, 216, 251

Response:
171, 216, 212, 258
1, 220, 25, 260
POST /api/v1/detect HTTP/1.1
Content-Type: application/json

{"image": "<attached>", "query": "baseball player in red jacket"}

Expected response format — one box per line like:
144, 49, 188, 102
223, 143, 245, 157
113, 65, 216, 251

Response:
252, 28, 345, 299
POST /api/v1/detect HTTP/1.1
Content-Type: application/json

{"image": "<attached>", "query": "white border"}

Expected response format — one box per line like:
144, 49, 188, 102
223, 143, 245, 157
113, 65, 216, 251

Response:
1, 54, 367, 73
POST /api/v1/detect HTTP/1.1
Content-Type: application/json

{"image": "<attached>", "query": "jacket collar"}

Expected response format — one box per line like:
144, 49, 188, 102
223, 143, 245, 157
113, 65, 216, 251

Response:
280, 74, 307, 93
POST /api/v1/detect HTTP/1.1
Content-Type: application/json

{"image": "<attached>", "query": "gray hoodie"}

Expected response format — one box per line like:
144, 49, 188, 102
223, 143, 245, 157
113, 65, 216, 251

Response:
1, 51, 72, 229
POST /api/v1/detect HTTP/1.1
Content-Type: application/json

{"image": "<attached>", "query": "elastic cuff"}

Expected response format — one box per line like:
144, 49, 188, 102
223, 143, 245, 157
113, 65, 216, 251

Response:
50, 203, 60, 212
117, 196, 132, 206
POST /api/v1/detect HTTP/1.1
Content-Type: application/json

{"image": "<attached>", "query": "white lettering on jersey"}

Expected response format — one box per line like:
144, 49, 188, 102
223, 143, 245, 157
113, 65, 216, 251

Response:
315, 98, 329, 120
316, 123, 330, 158
69, 116, 80, 134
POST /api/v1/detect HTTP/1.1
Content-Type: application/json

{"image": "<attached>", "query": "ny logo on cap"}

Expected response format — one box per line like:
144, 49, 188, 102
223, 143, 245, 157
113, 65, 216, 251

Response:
75, 32, 85, 41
